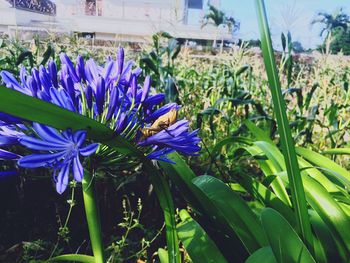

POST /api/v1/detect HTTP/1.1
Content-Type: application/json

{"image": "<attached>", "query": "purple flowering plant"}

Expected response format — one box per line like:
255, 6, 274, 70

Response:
0, 47, 200, 262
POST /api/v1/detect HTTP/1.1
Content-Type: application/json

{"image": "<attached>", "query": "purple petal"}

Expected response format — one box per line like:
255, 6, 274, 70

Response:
39, 65, 52, 93
103, 60, 115, 81
27, 76, 38, 97
73, 130, 87, 146
56, 163, 70, 194
147, 148, 175, 163
0, 149, 19, 160
72, 157, 83, 182
121, 60, 133, 77
48, 60, 58, 88
143, 94, 166, 110
80, 143, 98, 156
18, 151, 67, 168
141, 76, 151, 102
106, 87, 119, 121
20, 136, 69, 151
1, 71, 31, 96
117, 47, 124, 76
144, 102, 178, 123
130, 74, 137, 98
60, 53, 79, 83
96, 77, 105, 115
33, 123, 69, 144
132, 67, 142, 77
31, 68, 41, 91
85, 59, 100, 84
63, 75, 76, 104
76, 55, 86, 81
49, 88, 76, 112
84, 85, 93, 109
0, 135, 18, 146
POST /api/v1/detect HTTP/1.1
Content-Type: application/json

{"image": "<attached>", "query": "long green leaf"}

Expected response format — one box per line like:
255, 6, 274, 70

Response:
301, 176, 350, 256
323, 148, 350, 155
247, 142, 291, 206
0, 86, 136, 155
193, 175, 267, 253
261, 208, 316, 263
158, 248, 170, 263
245, 247, 277, 263
149, 171, 180, 263
252, 142, 350, 257
160, 153, 249, 261
234, 169, 295, 226
296, 147, 350, 181
309, 210, 346, 263
46, 254, 95, 263
177, 210, 228, 263
255, 0, 313, 250
159, 152, 204, 211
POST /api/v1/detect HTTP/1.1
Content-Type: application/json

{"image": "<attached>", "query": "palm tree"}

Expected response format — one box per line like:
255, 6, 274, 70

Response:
312, 8, 349, 37
201, 4, 240, 50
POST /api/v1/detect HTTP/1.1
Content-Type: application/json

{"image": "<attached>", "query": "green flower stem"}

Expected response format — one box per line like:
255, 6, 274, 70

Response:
144, 161, 180, 263
82, 169, 105, 263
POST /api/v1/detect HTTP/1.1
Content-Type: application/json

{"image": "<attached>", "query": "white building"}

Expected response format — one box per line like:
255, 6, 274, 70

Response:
0, 0, 233, 43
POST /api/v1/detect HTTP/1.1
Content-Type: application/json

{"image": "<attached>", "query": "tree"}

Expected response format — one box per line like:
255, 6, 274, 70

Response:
329, 28, 350, 55
201, 4, 240, 50
311, 8, 349, 37
202, 4, 240, 33
292, 41, 304, 53
312, 8, 350, 55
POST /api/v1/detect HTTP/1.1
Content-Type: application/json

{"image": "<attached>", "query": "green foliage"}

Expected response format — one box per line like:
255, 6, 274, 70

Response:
177, 209, 227, 263
329, 28, 350, 55
2, 1, 350, 261
0, 35, 55, 73
140, 32, 181, 103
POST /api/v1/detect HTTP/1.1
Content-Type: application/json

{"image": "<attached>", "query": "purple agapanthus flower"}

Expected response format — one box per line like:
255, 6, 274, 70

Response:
18, 123, 98, 194
0, 47, 201, 193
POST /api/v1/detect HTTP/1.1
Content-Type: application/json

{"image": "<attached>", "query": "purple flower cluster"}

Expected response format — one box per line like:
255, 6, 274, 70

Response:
0, 47, 201, 193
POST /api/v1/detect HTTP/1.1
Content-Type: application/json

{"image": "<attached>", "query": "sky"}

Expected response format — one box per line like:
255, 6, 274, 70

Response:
191, 0, 350, 49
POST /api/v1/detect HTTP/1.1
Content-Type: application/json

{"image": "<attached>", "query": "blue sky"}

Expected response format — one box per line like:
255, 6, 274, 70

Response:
191, 0, 350, 49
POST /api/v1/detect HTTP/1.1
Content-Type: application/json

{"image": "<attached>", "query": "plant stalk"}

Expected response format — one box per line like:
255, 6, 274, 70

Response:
82, 169, 105, 263
255, 0, 314, 252
144, 161, 180, 263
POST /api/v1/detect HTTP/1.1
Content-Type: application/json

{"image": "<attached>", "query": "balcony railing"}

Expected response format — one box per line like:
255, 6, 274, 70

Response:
6, 0, 56, 16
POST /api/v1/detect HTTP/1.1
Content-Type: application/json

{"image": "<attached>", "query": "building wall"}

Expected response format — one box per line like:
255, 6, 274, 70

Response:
0, 0, 233, 43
